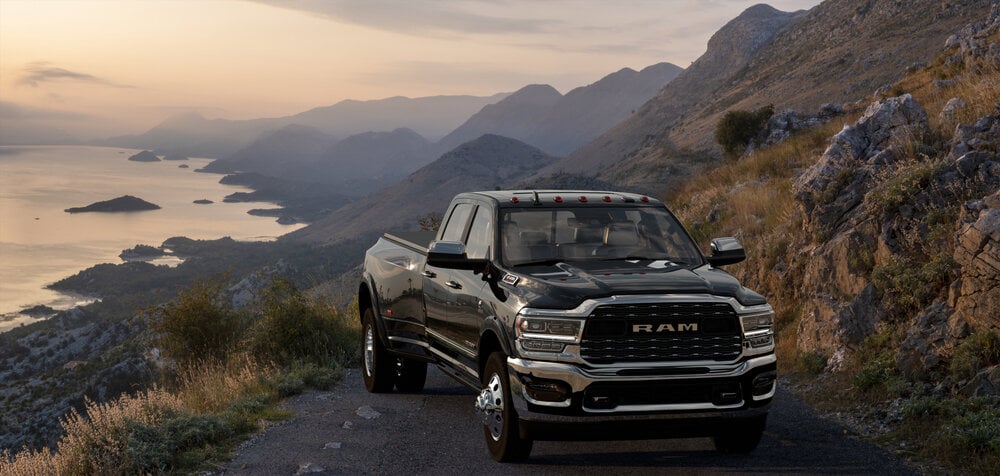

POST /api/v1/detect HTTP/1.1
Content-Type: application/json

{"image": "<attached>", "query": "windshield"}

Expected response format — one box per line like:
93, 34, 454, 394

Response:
500, 206, 703, 267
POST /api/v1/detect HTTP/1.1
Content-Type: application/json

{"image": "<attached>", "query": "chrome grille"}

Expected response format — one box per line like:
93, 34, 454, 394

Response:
581, 302, 742, 364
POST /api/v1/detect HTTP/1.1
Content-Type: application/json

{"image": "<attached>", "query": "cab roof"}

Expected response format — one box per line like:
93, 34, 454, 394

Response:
457, 190, 661, 208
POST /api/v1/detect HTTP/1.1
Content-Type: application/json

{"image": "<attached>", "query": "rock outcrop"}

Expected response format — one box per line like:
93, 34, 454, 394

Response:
952, 191, 1000, 334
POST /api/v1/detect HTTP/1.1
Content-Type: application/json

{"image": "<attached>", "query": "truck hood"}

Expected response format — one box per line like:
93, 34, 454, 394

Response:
501, 260, 766, 309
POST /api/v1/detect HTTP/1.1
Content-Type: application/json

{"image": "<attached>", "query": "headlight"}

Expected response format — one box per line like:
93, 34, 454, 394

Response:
739, 307, 775, 355
515, 315, 583, 353
740, 310, 774, 332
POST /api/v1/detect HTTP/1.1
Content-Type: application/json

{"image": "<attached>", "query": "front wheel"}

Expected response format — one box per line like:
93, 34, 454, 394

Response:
713, 415, 767, 454
361, 308, 396, 393
477, 352, 532, 462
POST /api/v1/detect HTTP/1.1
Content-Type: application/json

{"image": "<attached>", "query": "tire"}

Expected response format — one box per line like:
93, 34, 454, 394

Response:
478, 352, 533, 462
394, 358, 427, 392
361, 308, 396, 393
713, 415, 767, 454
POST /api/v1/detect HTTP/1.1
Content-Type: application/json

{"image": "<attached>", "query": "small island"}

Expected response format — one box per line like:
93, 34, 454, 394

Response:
20, 305, 57, 318
193, 199, 213, 204
127, 150, 160, 162
178, 164, 190, 169
65, 195, 161, 213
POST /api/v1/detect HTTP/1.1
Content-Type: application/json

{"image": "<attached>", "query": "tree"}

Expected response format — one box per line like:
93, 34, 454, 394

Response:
715, 105, 774, 159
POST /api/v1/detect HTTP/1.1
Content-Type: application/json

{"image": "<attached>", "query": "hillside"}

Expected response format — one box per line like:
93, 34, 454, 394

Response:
437, 63, 682, 157
666, 5, 1000, 471
543, 0, 992, 194
200, 124, 337, 178
287, 134, 556, 245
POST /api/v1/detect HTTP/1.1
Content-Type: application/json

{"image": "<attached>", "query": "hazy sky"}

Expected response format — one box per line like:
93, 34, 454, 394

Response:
0, 0, 822, 140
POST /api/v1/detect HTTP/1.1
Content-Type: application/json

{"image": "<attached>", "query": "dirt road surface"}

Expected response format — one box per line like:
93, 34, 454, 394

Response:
222, 366, 916, 475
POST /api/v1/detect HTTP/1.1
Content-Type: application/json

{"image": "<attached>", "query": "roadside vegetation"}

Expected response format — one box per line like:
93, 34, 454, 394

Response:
1, 278, 359, 475
673, 33, 1000, 474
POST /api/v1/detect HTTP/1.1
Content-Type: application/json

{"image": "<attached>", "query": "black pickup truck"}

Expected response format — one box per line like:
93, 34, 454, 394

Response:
359, 190, 776, 462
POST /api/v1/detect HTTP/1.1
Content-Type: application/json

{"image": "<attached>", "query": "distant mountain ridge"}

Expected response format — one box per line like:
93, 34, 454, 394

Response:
288, 134, 556, 245
437, 63, 683, 156
103, 93, 510, 158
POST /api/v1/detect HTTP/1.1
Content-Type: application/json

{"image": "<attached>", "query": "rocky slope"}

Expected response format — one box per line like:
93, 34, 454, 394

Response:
543, 0, 993, 194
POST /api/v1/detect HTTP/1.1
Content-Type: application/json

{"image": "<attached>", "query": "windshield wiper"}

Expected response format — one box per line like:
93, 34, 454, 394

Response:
510, 258, 564, 267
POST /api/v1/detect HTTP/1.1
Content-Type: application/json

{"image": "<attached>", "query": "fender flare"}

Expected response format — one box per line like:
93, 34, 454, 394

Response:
358, 274, 391, 348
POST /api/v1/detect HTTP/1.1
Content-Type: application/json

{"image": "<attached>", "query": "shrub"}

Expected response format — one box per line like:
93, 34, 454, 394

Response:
798, 351, 828, 375
950, 331, 1000, 381
871, 254, 956, 316
146, 278, 247, 365
715, 104, 774, 158
248, 278, 359, 366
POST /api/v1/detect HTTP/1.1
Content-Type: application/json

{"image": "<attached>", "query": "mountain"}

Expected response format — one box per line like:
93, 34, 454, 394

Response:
435, 85, 563, 153
525, 63, 684, 156
436, 63, 682, 156
303, 128, 434, 188
541, 0, 992, 193
200, 124, 337, 177
287, 134, 556, 245
290, 94, 509, 141
103, 93, 510, 158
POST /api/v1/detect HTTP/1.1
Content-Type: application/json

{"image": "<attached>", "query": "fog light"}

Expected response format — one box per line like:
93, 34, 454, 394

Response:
749, 334, 773, 348
523, 377, 570, 403
520, 339, 565, 352
752, 371, 776, 396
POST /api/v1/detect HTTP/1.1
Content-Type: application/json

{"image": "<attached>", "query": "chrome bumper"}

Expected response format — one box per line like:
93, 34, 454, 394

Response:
507, 354, 776, 422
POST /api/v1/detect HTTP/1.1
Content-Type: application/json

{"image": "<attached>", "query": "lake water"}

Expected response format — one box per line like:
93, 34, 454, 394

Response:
0, 146, 305, 332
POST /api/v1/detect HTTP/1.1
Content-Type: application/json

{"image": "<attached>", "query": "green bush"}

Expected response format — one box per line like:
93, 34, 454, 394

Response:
715, 105, 775, 158
950, 331, 1000, 380
798, 351, 828, 375
248, 278, 359, 366
872, 254, 956, 316
147, 278, 247, 365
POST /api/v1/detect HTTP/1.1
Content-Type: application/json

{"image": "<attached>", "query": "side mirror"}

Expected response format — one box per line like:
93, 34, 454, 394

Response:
427, 241, 487, 270
707, 237, 746, 267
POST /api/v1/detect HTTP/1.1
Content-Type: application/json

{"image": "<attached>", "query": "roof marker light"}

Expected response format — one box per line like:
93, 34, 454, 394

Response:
579, 196, 588, 203
554, 196, 563, 203
510, 197, 520, 204
640, 196, 650, 203
603, 195, 612, 203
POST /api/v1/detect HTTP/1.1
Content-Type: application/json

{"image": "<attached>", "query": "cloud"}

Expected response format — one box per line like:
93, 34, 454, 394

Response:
17, 62, 133, 88
249, 0, 555, 36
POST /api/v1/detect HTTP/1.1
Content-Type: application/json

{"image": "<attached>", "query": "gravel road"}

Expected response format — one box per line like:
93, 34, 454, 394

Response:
222, 366, 917, 475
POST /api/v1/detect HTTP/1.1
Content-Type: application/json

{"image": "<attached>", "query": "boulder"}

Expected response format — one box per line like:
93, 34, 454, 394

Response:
897, 301, 970, 380
952, 191, 1000, 334
940, 97, 967, 124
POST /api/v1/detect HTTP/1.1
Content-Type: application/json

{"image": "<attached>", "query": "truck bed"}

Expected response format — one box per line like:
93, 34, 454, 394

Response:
384, 231, 436, 254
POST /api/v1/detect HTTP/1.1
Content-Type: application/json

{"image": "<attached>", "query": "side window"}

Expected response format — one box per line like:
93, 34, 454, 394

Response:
441, 203, 474, 242
465, 207, 493, 260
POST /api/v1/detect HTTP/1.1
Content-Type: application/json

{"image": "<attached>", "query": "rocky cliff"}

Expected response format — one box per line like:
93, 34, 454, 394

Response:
545, 0, 993, 195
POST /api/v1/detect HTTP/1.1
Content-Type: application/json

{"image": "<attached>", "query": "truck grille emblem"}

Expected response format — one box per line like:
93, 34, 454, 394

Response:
632, 323, 699, 333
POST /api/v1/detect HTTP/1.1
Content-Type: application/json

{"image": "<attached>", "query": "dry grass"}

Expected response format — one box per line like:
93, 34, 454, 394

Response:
174, 356, 277, 414
1, 389, 185, 475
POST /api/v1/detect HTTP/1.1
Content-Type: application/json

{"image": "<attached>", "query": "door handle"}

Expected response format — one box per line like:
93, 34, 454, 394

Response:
421, 270, 436, 278
445, 280, 462, 289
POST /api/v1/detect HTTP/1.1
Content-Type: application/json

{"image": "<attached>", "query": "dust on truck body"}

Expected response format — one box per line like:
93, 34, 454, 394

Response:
358, 190, 776, 461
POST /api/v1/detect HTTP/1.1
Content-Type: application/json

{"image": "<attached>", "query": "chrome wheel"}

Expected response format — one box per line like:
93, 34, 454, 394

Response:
477, 372, 505, 441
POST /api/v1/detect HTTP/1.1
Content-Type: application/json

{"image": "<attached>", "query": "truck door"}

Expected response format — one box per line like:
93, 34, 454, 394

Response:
424, 202, 476, 359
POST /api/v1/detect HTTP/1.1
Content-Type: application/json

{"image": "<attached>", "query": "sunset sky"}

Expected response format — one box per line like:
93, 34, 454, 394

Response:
0, 0, 822, 141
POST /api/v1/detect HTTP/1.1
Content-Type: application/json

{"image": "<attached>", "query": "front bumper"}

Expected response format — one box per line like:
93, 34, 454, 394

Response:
506, 354, 776, 439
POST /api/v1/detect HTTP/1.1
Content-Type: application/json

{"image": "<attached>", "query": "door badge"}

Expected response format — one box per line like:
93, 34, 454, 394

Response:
502, 273, 520, 286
